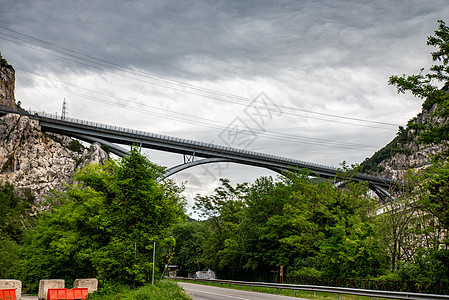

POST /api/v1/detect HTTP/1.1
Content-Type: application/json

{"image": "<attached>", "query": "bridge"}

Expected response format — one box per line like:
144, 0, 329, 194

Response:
0, 105, 397, 200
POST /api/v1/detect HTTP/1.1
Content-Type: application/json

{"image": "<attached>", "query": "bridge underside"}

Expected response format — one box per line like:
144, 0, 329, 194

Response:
75, 134, 392, 202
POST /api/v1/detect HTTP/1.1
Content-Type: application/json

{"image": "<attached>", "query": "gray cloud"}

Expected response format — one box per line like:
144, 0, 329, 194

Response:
1, 0, 449, 200
2, 0, 443, 79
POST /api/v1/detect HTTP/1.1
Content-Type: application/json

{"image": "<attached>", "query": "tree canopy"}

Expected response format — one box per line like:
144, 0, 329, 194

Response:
170, 172, 387, 281
11, 148, 186, 292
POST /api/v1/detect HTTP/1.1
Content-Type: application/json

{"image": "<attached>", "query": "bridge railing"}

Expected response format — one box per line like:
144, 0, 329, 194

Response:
23, 106, 340, 170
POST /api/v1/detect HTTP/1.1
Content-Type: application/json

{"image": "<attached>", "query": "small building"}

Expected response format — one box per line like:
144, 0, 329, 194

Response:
195, 270, 216, 279
166, 265, 178, 278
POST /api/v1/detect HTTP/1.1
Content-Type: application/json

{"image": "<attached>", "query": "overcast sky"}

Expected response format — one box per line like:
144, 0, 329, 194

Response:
1, 0, 448, 207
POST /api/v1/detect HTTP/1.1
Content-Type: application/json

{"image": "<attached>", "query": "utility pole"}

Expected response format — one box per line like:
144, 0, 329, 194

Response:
152, 241, 156, 285
61, 98, 68, 120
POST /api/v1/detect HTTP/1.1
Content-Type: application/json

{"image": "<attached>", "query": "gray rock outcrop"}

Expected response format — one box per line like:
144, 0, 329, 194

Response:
0, 113, 108, 205
377, 142, 448, 181
367, 103, 449, 181
0, 53, 16, 109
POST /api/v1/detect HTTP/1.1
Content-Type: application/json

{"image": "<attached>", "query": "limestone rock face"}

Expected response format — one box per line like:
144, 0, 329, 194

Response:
0, 53, 16, 109
377, 142, 448, 181
0, 113, 108, 205
372, 103, 449, 181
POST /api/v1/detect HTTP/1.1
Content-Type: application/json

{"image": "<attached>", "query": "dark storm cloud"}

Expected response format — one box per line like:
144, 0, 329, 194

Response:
2, 0, 449, 196
1, 0, 445, 82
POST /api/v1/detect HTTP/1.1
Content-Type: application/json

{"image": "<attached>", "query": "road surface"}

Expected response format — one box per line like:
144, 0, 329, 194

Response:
178, 282, 308, 300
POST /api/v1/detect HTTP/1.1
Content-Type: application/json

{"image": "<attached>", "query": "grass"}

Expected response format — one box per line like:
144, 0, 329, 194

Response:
176, 279, 396, 300
88, 280, 191, 300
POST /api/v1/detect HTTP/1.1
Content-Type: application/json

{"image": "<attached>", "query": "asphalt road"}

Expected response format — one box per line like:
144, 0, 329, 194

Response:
178, 282, 308, 300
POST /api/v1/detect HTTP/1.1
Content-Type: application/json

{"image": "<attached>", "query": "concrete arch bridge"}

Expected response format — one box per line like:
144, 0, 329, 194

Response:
0, 105, 399, 202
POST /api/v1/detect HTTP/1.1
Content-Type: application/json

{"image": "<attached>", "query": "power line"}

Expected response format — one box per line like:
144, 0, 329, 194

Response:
0, 25, 400, 129
16, 74, 377, 150
15, 65, 397, 133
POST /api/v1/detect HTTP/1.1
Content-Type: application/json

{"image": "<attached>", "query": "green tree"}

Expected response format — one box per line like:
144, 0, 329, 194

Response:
389, 20, 449, 144
239, 176, 286, 281
187, 171, 387, 281
274, 174, 386, 278
165, 221, 207, 276
193, 178, 247, 279
0, 182, 35, 277
414, 159, 449, 233
12, 148, 186, 292
385, 19, 449, 283
0, 182, 35, 242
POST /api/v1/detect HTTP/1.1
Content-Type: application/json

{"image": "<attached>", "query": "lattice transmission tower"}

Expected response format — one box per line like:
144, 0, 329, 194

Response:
61, 98, 68, 120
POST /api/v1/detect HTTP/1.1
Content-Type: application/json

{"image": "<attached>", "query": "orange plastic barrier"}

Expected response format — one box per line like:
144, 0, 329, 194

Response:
47, 288, 88, 300
0, 289, 16, 300
69, 288, 88, 300
47, 288, 67, 300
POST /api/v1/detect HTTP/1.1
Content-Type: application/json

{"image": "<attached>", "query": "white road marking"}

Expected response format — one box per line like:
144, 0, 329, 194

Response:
184, 287, 253, 300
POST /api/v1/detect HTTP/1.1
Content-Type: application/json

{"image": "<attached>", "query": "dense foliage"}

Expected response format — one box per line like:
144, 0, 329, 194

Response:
9, 148, 186, 293
169, 173, 388, 281
0, 182, 35, 277
167, 164, 449, 289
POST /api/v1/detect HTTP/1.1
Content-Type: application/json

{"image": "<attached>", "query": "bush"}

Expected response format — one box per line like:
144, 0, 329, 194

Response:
89, 281, 190, 300
67, 140, 85, 153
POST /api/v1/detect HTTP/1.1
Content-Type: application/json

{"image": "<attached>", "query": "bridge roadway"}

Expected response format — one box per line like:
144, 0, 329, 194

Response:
0, 105, 396, 195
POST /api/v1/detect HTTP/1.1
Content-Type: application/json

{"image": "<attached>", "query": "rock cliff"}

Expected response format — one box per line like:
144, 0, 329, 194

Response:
0, 52, 108, 205
0, 113, 108, 205
0, 53, 16, 109
361, 102, 449, 181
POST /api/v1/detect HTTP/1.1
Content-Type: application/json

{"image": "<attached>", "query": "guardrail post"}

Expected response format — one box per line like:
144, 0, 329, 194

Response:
338, 293, 341, 300
293, 290, 296, 295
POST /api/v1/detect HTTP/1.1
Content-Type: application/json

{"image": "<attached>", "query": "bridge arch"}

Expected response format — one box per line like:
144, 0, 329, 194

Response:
73, 133, 393, 202
164, 158, 286, 178
163, 158, 392, 202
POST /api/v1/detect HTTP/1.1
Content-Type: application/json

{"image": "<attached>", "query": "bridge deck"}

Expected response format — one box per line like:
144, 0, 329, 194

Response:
0, 105, 397, 189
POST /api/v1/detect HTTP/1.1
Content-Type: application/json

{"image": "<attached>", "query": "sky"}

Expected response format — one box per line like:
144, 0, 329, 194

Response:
1, 0, 448, 208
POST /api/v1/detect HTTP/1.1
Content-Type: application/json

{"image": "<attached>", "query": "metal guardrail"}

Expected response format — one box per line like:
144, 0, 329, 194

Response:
174, 277, 449, 300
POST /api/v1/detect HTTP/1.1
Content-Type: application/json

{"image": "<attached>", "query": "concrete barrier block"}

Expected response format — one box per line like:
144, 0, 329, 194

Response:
73, 278, 98, 293
0, 279, 22, 300
38, 279, 64, 300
